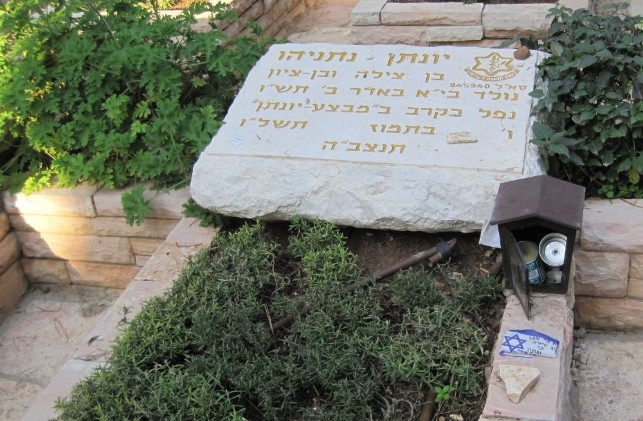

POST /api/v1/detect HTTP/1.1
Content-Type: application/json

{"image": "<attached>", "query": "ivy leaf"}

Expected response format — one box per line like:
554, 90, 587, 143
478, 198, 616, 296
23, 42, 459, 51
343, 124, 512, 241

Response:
532, 121, 555, 140
550, 41, 564, 57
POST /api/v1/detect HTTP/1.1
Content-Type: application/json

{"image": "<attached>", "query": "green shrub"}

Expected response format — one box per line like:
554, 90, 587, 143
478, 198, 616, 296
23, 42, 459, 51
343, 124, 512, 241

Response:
55, 220, 503, 420
0, 0, 271, 206
531, 7, 642, 198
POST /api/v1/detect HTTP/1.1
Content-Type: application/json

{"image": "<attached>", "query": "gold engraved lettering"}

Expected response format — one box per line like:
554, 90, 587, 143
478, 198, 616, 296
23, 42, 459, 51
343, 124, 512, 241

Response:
350, 87, 361, 95
292, 120, 308, 129
389, 144, 406, 154
294, 85, 308, 94
479, 108, 492, 118
341, 104, 354, 113
348, 142, 361, 152
273, 120, 289, 129
377, 88, 389, 97
364, 87, 376, 96
258, 118, 270, 127
356, 105, 369, 113
323, 86, 338, 95
376, 105, 391, 115
392, 88, 404, 97
450, 109, 463, 117
403, 125, 421, 134
276, 85, 291, 93
313, 103, 325, 112
327, 104, 340, 112
356, 70, 368, 78
364, 143, 378, 152
474, 91, 486, 99
379, 144, 388, 152
322, 140, 338, 150
446, 90, 460, 99
279, 50, 305, 61
372, 71, 384, 79
392, 72, 404, 80
433, 108, 448, 119
421, 126, 435, 135
420, 107, 433, 116
406, 107, 419, 116
387, 124, 401, 134
416, 89, 430, 98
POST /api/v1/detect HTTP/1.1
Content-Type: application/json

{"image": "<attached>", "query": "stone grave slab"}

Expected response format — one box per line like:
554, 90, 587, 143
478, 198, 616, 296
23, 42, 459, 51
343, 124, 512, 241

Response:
191, 43, 545, 232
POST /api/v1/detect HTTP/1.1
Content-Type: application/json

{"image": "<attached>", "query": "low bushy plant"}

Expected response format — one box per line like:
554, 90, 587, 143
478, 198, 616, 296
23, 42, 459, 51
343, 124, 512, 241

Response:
0, 0, 271, 219
531, 6, 642, 198
55, 220, 503, 420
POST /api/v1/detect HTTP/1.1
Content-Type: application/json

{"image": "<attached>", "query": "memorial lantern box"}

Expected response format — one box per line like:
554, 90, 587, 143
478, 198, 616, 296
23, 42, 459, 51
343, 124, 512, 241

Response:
489, 175, 585, 318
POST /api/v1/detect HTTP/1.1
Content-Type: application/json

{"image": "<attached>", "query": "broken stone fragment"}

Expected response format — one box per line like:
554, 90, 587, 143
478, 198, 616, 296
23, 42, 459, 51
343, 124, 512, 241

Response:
498, 364, 540, 403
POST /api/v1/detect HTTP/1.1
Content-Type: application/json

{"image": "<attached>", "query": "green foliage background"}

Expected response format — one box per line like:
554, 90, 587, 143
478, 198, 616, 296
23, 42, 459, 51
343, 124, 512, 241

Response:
532, 7, 642, 198
55, 220, 502, 420
0, 0, 270, 195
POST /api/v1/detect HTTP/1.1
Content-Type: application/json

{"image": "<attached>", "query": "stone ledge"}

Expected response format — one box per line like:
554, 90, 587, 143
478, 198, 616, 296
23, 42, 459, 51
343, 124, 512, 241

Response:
351, 0, 386, 25
482, 294, 573, 421
581, 199, 643, 253
350, 24, 427, 44
21, 258, 70, 285
16, 232, 135, 264
2, 184, 98, 217
65, 261, 139, 289
93, 185, 189, 219
0, 261, 28, 311
424, 25, 483, 42
482, 4, 553, 38
381, 2, 483, 26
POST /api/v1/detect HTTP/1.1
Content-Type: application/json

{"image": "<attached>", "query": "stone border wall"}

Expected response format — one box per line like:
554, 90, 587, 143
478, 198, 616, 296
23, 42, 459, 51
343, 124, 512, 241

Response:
350, 0, 640, 46
0, 202, 28, 318
2, 185, 189, 289
574, 199, 643, 329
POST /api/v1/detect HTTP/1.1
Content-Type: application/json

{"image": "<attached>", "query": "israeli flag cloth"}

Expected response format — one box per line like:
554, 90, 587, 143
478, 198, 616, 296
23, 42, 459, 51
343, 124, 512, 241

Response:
500, 329, 559, 358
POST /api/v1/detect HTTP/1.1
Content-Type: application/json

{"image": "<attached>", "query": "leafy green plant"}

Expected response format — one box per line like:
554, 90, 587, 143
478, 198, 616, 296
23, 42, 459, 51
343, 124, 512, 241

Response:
531, 6, 642, 198
55, 220, 503, 420
0, 0, 272, 220
435, 385, 456, 403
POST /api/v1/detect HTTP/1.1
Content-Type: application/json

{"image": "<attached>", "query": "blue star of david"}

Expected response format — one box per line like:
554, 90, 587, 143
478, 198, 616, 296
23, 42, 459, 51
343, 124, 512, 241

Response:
503, 333, 527, 353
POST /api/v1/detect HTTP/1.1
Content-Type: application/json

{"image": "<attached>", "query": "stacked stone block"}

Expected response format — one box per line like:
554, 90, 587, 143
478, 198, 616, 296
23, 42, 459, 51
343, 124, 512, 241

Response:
0, 203, 28, 317
2, 184, 188, 289
349, 0, 602, 46
217, 0, 319, 38
574, 199, 643, 329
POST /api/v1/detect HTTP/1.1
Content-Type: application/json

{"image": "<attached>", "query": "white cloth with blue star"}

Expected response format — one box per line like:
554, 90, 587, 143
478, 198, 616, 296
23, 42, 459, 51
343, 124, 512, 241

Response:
500, 329, 559, 358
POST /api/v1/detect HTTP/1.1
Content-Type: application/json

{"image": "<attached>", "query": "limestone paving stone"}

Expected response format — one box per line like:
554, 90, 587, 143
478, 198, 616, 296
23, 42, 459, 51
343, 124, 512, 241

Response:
581, 199, 643, 253
0, 261, 28, 311
22, 258, 71, 284
2, 184, 98, 217
381, 3, 483, 26
632, 0, 643, 15
93, 185, 189, 219
135, 254, 151, 267
9, 214, 94, 235
350, 25, 428, 44
350, 0, 386, 25
191, 43, 545, 232
576, 296, 643, 329
573, 250, 629, 297
65, 261, 139, 288
17, 232, 135, 264
482, 294, 573, 421
424, 25, 483, 42
482, 4, 553, 38
163, 217, 217, 247
0, 231, 21, 273
20, 359, 105, 421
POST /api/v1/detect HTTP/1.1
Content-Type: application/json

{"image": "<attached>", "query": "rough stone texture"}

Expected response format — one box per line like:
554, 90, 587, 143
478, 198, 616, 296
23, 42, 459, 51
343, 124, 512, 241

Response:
631, 254, 643, 279
0, 232, 21, 273
0, 211, 10, 240
239, 0, 266, 27
232, 0, 258, 14
93, 185, 189, 219
135, 254, 151, 267
21, 258, 71, 284
351, 0, 386, 25
629, 277, 643, 299
130, 237, 165, 256
0, 261, 28, 311
257, 0, 295, 32
381, 3, 483, 26
350, 24, 428, 44
632, 0, 643, 15
574, 330, 643, 421
20, 359, 105, 421
575, 297, 643, 329
483, 294, 573, 421
289, 27, 352, 43
457, 38, 519, 48
573, 250, 629, 298
581, 199, 643, 253
9, 214, 94, 235
2, 184, 98, 217
65, 261, 139, 288
558, 0, 589, 9
16, 232, 135, 264
592, 0, 631, 16
498, 364, 540, 404
163, 217, 216, 247
424, 25, 483, 42
191, 44, 545, 233
91, 217, 177, 238
482, 4, 553, 38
